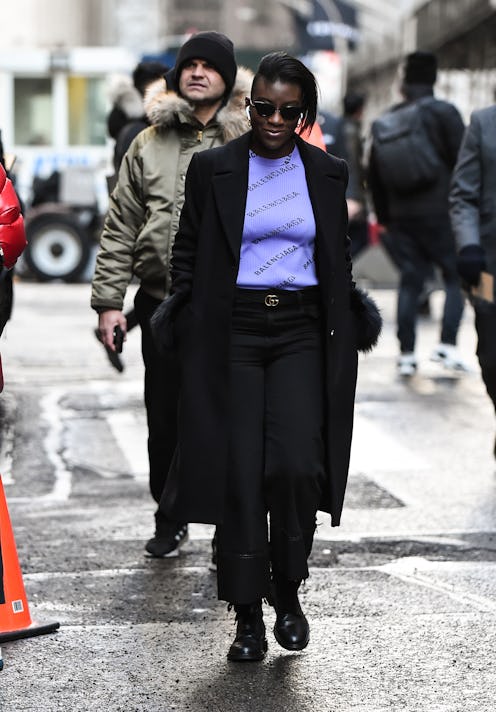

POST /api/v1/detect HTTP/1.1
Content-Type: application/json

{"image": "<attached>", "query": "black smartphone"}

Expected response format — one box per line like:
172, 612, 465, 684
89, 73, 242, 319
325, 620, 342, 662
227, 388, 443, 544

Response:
113, 325, 124, 353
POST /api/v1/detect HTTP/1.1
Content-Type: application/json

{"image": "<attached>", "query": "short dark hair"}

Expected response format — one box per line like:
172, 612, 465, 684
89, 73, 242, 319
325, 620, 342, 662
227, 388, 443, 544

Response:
252, 51, 318, 131
133, 61, 169, 96
403, 51, 437, 86
343, 91, 365, 117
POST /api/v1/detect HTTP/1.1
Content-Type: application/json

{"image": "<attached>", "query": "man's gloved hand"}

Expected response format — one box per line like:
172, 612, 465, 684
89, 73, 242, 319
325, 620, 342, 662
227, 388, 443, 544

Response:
456, 244, 486, 286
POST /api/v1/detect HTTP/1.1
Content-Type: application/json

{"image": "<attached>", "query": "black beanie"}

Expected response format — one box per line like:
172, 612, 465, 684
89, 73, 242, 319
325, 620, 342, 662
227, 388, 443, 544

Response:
173, 31, 237, 96
404, 51, 437, 85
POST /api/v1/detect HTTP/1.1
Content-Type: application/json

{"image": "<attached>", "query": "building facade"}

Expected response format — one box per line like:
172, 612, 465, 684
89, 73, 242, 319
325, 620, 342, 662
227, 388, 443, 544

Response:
0, 0, 299, 201
3, 0, 496, 203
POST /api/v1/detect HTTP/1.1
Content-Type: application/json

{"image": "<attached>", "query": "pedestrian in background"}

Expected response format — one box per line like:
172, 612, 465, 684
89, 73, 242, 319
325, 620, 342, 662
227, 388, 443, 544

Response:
318, 108, 344, 155
450, 104, 496, 456
108, 60, 170, 181
96, 60, 170, 373
333, 91, 369, 258
153, 51, 381, 662
369, 51, 467, 377
91, 32, 251, 558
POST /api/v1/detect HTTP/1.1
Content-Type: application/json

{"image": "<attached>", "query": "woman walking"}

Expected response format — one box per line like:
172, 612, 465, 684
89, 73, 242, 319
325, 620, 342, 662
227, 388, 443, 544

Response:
154, 51, 380, 661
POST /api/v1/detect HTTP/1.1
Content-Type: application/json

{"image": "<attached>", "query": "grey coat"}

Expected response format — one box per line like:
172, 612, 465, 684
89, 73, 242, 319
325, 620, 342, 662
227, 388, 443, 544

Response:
450, 104, 496, 278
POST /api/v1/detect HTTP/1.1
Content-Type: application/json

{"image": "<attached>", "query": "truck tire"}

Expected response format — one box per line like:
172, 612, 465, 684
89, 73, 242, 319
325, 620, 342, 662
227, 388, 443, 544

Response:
25, 213, 91, 282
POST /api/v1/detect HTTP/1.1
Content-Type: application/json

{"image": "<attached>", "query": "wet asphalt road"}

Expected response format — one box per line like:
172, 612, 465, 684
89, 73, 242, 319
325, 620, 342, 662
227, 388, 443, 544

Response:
0, 280, 495, 711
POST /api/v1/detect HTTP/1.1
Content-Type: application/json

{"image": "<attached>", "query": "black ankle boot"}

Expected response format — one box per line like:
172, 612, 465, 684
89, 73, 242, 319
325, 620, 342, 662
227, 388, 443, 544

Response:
271, 574, 309, 651
227, 601, 268, 662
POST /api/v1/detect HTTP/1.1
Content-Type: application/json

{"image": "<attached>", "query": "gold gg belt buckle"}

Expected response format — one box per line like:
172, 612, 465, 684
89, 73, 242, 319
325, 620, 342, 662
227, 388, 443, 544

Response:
264, 294, 279, 307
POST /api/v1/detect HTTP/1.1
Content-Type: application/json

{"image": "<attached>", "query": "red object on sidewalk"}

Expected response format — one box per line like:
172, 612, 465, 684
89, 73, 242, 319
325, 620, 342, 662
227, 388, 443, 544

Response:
367, 219, 381, 247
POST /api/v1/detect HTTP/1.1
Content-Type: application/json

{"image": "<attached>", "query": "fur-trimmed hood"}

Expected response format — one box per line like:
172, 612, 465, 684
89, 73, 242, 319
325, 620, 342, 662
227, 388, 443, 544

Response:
144, 66, 253, 143
106, 74, 144, 119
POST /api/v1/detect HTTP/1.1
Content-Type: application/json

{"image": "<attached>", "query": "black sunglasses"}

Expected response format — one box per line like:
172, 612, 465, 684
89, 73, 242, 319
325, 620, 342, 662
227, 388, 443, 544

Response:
248, 99, 304, 121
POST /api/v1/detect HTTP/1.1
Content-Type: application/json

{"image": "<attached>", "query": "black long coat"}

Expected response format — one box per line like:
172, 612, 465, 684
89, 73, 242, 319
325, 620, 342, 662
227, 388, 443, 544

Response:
161, 132, 359, 527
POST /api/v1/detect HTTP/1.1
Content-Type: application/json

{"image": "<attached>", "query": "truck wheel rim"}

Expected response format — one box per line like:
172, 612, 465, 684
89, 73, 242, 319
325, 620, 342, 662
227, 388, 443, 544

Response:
30, 227, 83, 277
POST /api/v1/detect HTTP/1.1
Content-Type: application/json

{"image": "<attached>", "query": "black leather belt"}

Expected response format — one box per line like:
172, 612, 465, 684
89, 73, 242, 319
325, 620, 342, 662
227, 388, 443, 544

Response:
235, 287, 319, 307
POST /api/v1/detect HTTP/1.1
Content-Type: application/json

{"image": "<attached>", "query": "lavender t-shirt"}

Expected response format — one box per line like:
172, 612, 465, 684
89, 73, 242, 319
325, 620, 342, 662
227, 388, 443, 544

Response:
236, 145, 318, 290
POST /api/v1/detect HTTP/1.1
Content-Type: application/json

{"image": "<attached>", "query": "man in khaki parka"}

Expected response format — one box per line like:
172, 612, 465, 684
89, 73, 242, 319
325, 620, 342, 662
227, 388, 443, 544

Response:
91, 32, 251, 557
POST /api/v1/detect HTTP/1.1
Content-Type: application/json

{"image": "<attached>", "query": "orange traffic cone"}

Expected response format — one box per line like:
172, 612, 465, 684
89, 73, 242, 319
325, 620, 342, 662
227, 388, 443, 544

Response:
0, 475, 59, 642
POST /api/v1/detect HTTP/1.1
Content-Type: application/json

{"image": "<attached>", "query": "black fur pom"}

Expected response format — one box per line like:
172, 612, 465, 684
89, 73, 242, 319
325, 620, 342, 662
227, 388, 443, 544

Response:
350, 286, 382, 353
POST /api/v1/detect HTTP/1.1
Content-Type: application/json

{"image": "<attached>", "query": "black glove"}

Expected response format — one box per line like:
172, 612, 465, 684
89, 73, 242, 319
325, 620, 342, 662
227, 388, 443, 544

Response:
456, 244, 486, 286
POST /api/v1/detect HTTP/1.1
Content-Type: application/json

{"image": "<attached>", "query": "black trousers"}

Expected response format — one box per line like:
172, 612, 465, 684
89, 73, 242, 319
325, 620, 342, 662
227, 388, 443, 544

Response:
216, 289, 326, 605
474, 299, 496, 413
134, 288, 179, 508
390, 215, 464, 353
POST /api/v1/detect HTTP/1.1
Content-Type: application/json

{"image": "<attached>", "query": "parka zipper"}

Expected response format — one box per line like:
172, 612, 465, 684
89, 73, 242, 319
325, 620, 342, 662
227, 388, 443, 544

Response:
197, 130, 203, 142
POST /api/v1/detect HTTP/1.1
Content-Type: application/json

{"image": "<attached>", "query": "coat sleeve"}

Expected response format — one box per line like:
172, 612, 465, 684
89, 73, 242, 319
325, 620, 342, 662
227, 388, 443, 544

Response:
340, 160, 354, 288
427, 100, 465, 169
150, 153, 205, 353
441, 103, 465, 169
91, 137, 145, 311
449, 112, 483, 252
170, 153, 205, 298
367, 144, 389, 226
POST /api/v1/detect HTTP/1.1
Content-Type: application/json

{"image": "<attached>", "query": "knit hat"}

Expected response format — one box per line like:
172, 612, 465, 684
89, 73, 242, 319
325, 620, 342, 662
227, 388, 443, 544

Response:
403, 51, 437, 85
173, 31, 237, 96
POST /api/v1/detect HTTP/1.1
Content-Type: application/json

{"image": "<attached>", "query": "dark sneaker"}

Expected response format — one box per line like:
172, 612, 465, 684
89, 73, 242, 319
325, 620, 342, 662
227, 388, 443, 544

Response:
94, 328, 124, 373
145, 523, 188, 558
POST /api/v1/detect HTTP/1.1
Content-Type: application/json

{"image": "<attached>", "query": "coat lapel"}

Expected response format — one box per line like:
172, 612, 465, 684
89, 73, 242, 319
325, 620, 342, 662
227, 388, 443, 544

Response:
212, 134, 251, 261
296, 136, 347, 273
297, 139, 345, 257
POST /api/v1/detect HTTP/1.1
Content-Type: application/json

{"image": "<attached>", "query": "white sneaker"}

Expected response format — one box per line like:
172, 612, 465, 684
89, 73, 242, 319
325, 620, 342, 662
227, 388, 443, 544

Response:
430, 343, 470, 372
398, 352, 417, 377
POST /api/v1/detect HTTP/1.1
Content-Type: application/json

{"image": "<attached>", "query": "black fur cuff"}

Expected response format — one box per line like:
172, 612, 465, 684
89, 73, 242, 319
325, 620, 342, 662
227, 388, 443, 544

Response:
350, 287, 382, 352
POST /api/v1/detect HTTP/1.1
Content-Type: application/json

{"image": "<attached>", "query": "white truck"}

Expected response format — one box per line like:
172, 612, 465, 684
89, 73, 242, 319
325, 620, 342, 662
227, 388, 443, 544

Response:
0, 46, 137, 281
